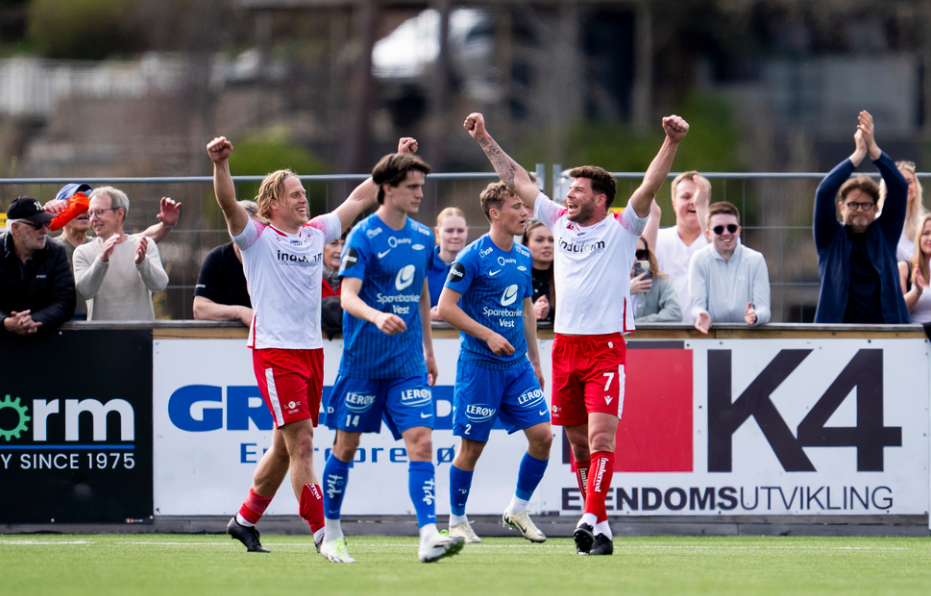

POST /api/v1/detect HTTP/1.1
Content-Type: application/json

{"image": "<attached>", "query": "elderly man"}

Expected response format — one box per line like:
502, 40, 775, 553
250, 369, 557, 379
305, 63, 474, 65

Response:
73, 187, 169, 320
814, 111, 909, 324
1, 196, 75, 336
689, 201, 771, 333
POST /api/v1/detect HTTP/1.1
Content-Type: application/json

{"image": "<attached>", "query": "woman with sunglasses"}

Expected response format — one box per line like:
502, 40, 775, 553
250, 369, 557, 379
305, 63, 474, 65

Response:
879, 161, 927, 263
898, 213, 931, 324
630, 237, 681, 322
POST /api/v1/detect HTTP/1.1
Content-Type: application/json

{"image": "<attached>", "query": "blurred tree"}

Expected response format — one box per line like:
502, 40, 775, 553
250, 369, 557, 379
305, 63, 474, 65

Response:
27, 0, 139, 59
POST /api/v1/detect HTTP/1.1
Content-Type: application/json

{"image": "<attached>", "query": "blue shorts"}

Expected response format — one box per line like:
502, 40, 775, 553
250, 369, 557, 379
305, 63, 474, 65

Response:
453, 361, 550, 442
323, 374, 433, 440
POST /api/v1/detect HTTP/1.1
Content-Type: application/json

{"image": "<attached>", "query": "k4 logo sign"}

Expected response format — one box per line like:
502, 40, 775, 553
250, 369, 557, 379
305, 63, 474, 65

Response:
707, 348, 902, 473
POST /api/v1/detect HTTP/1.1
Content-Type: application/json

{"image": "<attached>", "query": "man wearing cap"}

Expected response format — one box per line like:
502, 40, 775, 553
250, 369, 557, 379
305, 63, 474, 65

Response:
0, 196, 76, 336
73, 187, 169, 320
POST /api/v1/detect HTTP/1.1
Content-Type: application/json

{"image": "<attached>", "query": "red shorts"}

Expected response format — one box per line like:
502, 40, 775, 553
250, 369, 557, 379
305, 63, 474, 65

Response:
550, 333, 626, 427
252, 348, 324, 428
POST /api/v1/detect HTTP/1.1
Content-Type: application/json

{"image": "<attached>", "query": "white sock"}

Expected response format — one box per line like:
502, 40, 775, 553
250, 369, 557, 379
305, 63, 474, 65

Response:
235, 513, 255, 527
324, 518, 343, 542
508, 496, 529, 513
449, 514, 468, 527
578, 513, 597, 528
313, 527, 325, 544
419, 523, 438, 542
594, 520, 612, 539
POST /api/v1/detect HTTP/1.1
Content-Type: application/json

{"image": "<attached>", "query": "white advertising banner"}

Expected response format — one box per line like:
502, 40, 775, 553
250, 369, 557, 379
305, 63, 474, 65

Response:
152, 338, 561, 517
153, 336, 930, 518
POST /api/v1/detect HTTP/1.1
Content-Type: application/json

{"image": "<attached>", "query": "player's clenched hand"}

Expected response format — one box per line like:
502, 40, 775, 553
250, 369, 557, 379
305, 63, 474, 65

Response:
662, 115, 689, 142
463, 113, 486, 140
485, 332, 515, 356
374, 312, 407, 335
398, 137, 418, 154
206, 137, 233, 163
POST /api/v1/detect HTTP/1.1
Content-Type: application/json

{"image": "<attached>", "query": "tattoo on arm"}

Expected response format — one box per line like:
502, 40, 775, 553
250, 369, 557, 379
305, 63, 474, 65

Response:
479, 137, 518, 191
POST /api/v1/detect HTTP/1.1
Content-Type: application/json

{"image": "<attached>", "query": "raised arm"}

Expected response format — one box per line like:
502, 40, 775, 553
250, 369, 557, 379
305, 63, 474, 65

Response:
629, 115, 690, 218
143, 197, 181, 243
332, 137, 419, 232
641, 200, 661, 249
813, 128, 865, 250
463, 113, 540, 208
206, 137, 249, 237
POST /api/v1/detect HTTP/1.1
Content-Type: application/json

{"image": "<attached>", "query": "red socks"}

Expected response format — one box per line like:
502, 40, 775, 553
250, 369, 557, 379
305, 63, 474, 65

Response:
238, 488, 273, 525
584, 451, 615, 523
299, 483, 325, 534
575, 459, 591, 502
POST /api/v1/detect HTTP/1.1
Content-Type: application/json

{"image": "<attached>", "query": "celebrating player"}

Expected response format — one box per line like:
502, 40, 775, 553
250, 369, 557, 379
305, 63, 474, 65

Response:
319, 150, 464, 563
208, 135, 414, 554
437, 181, 552, 544
464, 112, 689, 555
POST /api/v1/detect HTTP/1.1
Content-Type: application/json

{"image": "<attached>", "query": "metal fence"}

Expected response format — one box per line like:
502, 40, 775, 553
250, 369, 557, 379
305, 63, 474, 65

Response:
1, 169, 914, 322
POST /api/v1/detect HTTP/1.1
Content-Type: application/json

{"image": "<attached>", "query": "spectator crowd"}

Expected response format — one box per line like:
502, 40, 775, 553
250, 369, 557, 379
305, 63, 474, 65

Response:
1, 110, 927, 337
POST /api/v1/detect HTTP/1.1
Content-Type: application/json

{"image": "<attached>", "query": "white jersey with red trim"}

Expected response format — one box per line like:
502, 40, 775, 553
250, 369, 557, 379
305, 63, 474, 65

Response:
534, 193, 647, 335
233, 214, 341, 349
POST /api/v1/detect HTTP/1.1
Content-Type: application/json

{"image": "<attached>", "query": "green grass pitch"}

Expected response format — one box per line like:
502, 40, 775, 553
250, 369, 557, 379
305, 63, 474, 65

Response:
2, 534, 930, 596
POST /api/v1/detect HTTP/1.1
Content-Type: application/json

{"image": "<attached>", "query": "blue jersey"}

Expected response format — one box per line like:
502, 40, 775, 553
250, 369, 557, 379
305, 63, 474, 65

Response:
444, 234, 533, 370
338, 213, 434, 378
426, 246, 451, 307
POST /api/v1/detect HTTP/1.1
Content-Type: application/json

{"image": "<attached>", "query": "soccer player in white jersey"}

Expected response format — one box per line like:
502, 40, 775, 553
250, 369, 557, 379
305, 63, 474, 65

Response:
464, 112, 689, 555
319, 152, 464, 564
206, 135, 417, 555
437, 182, 552, 544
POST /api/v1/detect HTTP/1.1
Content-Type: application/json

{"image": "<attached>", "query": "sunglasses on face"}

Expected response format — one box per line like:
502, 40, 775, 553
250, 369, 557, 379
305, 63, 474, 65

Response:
635, 249, 649, 260
712, 224, 738, 235
22, 220, 51, 230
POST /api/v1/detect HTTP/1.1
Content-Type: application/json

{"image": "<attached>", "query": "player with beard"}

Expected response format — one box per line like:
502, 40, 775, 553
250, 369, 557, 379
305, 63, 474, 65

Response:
463, 112, 689, 555
813, 110, 910, 323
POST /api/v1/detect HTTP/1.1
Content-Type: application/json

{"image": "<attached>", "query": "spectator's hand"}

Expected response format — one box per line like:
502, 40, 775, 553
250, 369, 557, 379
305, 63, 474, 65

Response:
485, 332, 516, 357
44, 199, 68, 216
744, 302, 758, 325
239, 306, 254, 327
157, 197, 181, 228
430, 305, 443, 321
662, 115, 690, 142
694, 311, 712, 334
850, 129, 868, 166
398, 137, 418, 154
463, 113, 487, 140
533, 295, 550, 320
134, 236, 148, 264
858, 111, 880, 160
914, 265, 926, 295
100, 234, 122, 263
373, 312, 407, 335
630, 272, 652, 295
425, 352, 438, 387
4, 310, 42, 336
206, 137, 233, 163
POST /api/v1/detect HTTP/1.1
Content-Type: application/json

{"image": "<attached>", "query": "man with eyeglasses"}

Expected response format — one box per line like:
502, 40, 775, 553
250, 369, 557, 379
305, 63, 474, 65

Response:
688, 201, 770, 334
814, 111, 910, 324
1, 196, 75, 336
73, 187, 169, 320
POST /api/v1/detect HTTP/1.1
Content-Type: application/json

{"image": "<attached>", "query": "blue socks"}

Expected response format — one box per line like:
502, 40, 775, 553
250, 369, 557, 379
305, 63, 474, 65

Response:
408, 461, 437, 527
515, 452, 548, 501
322, 454, 351, 520
449, 465, 474, 516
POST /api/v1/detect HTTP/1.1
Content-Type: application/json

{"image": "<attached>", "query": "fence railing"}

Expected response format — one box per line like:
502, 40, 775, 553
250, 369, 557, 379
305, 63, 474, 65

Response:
2, 169, 923, 322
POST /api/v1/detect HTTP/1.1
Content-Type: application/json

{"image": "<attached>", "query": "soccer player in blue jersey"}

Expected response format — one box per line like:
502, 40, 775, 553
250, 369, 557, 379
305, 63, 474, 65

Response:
437, 182, 552, 544
319, 152, 464, 564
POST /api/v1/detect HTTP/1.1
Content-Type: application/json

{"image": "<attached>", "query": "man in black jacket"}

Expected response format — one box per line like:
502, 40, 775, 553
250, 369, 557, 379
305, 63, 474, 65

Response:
1, 196, 75, 336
